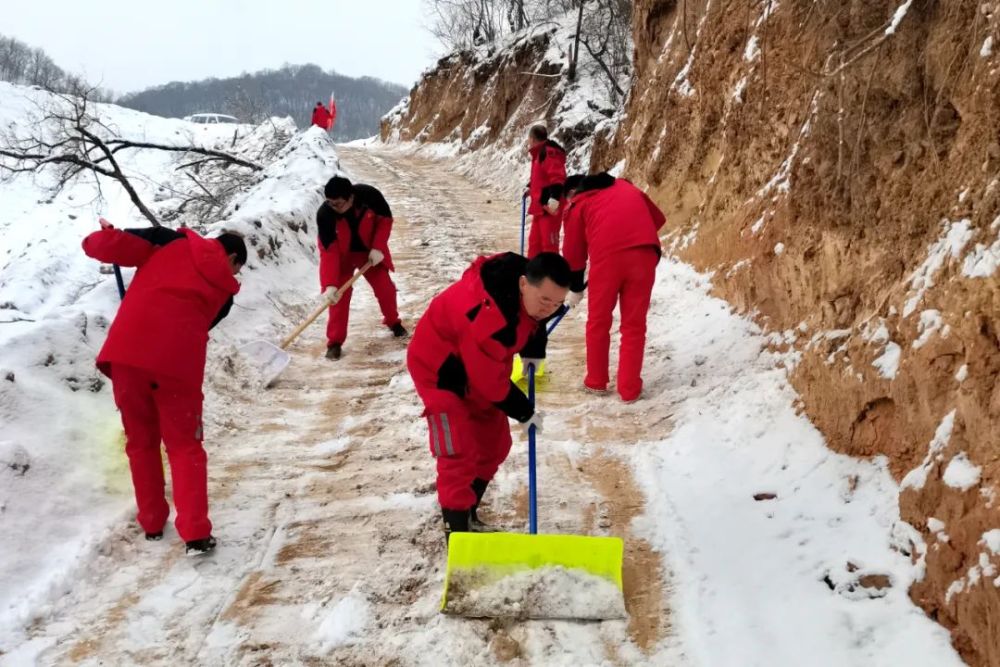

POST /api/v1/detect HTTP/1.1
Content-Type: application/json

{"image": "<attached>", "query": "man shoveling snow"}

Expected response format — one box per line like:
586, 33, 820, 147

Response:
317, 176, 407, 360
406, 252, 569, 535
82, 219, 247, 556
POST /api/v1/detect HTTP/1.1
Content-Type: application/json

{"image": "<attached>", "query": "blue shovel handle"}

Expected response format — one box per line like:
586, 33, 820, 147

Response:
524, 303, 570, 534
520, 194, 528, 256
527, 362, 538, 534
112, 264, 126, 300
546, 304, 569, 335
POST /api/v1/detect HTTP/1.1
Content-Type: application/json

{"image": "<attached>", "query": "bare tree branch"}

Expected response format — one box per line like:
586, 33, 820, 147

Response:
569, 0, 585, 81
581, 36, 626, 98
0, 84, 273, 230
105, 140, 264, 171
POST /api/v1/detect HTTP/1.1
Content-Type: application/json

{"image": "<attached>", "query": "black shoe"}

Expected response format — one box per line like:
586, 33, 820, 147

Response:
470, 478, 492, 531
390, 322, 408, 338
441, 508, 470, 537
325, 343, 342, 360
185, 536, 217, 556
145, 531, 163, 541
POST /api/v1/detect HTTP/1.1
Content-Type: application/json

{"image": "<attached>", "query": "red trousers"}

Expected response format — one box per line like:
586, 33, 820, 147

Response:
110, 364, 211, 541
326, 252, 401, 346
527, 212, 561, 257
423, 402, 513, 510
585, 247, 658, 401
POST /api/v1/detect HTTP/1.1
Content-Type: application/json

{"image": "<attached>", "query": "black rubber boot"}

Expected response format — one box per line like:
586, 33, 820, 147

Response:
390, 322, 408, 338
185, 536, 217, 556
145, 531, 163, 541
441, 508, 470, 539
470, 478, 492, 531
325, 343, 342, 360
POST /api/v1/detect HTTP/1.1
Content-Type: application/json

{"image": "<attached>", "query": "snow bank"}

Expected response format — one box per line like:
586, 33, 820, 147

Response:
631, 258, 961, 666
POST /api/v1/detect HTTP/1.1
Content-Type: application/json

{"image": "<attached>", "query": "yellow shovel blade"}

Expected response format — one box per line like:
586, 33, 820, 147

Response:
441, 532, 625, 619
511, 355, 546, 384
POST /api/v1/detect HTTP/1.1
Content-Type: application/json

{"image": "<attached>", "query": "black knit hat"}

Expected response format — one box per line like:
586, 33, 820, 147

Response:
324, 175, 353, 200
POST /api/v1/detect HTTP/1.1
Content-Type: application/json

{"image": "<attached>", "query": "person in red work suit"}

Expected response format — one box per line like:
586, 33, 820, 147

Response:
318, 176, 407, 359
562, 173, 666, 403
525, 125, 567, 257
311, 102, 331, 129
82, 219, 247, 555
407, 252, 570, 535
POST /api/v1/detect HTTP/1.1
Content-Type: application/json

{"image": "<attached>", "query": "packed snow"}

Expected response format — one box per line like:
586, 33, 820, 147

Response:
904, 218, 974, 316
311, 594, 371, 651
955, 364, 969, 382
913, 309, 945, 349
981, 35, 995, 58
901, 410, 957, 490
942, 452, 982, 491
983, 529, 1000, 555
872, 341, 902, 379
885, 0, 915, 36
444, 566, 626, 620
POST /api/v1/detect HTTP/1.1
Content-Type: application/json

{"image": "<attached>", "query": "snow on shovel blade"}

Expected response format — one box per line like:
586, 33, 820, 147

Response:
239, 340, 291, 387
441, 532, 625, 620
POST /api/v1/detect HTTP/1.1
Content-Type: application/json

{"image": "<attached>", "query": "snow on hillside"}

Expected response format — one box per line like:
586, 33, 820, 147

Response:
381, 10, 625, 200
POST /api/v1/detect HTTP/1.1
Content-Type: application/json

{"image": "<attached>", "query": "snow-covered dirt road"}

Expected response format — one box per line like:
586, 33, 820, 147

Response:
7, 147, 674, 667
4, 143, 961, 667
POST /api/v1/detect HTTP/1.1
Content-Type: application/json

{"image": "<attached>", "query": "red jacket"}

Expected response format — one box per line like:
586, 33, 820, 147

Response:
563, 174, 666, 276
407, 253, 546, 421
316, 184, 395, 288
312, 105, 331, 128
82, 227, 240, 387
528, 140, 567, 216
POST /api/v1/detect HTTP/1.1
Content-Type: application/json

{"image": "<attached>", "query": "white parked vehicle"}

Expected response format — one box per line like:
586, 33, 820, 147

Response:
183, 113, 240, 124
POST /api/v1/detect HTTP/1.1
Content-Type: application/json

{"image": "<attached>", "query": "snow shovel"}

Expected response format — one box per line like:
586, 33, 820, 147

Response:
511, 303, 569, 384
112, 265, 126, 299
240, 261, 372, 387
96, 219, 127, 299
519, 192, 528, 256
440, 363, 625, 620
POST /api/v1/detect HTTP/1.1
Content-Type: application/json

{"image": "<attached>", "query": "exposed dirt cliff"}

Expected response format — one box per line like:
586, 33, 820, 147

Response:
384, 2, 1000, 663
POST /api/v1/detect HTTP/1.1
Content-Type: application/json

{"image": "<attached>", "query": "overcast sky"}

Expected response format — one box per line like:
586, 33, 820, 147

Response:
4, 0, 441, 93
